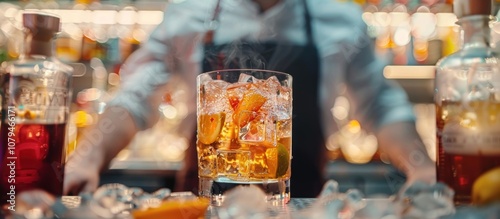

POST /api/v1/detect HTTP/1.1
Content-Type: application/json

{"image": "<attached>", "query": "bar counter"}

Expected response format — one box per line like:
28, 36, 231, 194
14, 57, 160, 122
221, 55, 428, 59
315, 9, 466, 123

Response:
50, 196, 500, 219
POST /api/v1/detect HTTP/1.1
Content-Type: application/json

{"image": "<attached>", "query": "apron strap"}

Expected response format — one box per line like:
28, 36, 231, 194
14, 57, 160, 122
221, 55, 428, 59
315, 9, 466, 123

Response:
301, 0, 314, 44
203, 0, 223, 44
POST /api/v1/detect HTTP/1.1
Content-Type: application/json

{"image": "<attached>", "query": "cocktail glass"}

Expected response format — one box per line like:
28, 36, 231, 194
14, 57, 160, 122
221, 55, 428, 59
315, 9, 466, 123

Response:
196, 69, 292, 205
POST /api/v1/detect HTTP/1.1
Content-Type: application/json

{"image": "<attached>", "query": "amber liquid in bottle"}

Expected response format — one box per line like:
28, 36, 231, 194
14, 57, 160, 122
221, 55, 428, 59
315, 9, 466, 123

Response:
436, 101, 500, 204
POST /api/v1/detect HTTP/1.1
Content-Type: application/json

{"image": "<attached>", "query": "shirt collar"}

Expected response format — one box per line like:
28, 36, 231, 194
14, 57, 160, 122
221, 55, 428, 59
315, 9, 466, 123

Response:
222, 0, 290, 20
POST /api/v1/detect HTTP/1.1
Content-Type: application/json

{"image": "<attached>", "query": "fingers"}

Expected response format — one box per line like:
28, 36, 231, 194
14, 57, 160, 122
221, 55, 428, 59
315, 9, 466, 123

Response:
81, 178, 99, 194
63, 173, 99, 196
63, 178, 84, 196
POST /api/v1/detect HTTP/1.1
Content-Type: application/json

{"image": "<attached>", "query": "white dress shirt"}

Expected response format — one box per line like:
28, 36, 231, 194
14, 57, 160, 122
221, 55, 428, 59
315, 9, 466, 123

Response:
109, 0, 416, 141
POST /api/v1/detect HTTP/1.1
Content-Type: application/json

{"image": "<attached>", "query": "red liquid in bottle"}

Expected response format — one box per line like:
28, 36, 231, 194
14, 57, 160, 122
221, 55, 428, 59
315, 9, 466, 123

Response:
0, 123, 66, 202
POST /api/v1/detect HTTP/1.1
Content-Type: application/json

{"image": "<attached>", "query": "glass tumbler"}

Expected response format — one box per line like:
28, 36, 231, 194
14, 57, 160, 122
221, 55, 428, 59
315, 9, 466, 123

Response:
197, 69, 292, 205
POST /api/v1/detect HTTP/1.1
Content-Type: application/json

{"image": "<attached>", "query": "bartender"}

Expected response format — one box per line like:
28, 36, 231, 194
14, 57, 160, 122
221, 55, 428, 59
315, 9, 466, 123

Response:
64, 0, 436, 197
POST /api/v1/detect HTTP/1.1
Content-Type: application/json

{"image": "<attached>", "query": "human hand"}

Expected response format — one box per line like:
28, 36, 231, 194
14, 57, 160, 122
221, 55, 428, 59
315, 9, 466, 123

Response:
405, 162, 436, 186
398, 162, 437, 198
63, 152, 102, 196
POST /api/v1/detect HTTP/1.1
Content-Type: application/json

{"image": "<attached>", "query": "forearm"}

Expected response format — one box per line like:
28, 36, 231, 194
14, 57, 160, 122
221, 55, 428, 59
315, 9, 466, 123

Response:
376, 121, 435, 180
71, 106, 138, 172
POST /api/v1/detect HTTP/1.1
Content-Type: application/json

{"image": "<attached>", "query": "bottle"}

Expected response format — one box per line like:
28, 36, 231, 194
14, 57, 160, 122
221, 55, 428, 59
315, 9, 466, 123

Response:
0, 11, 73, 203
435, 0, 500, 205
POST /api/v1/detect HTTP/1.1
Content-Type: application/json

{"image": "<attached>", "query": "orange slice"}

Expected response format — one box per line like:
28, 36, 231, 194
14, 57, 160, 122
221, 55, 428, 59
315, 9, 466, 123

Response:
132, 198, 210, 219
198, 112, 225, 145
234, 91, 267, 127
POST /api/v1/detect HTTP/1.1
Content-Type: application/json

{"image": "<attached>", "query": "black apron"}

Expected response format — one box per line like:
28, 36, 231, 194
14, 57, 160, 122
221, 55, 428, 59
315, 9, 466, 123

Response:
176, 0, 326, 198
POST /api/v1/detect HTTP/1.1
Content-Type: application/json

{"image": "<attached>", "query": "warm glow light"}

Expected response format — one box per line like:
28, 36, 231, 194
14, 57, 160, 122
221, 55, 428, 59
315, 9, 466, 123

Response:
341, 133, 378, 164
332, 96, 350, 121
390, 12, 409, 27
411, 12, 437, 39
118, 8, 138, 25
376, 34, 391, 49
137, 11, 164, 25
108, 73, 120, 86
393, 27, 411, 46
413, 40, 429, 62
4, 7, 19, 19
436, 13, 458, 27
362, 12, 373, 25
373, 12, 390, 27
93, 10, 117, 25
383, 65, 435, 79
326, 134, 341, 151
132, 28, 147, 42
160, 104, 178, 119
347, 120, 361, 133
84, 88, 102, 101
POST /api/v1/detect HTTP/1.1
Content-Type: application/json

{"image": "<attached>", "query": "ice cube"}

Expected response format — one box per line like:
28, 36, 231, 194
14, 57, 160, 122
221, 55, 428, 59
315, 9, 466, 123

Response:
277, 116, 292, 139
295, 180, 368, 219
400, 182, 455, 219
91, 183, 134, 216
217, 185, 268, 219
344, 189, 366, 211
259, 78, 291, 123
198, 145, 217, 177
238, 112, 277, 146
15, 190, 56, 218
198, 73, 213, 85
216, 149, 250, 179
277, 86, 292, 111
249, 146, 271, 177
318, 180, 340, 198
260, 76, 281, 97
137, 194, 162, 210
200, 80, 231, 114
264, 113, 278, 147
238, 73, 258, 83
239, 112, 266, 143
152, 188, 171, 201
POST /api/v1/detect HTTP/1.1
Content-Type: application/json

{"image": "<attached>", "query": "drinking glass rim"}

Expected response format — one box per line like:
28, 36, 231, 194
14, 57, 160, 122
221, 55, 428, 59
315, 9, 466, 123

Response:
199, 69, 292, 78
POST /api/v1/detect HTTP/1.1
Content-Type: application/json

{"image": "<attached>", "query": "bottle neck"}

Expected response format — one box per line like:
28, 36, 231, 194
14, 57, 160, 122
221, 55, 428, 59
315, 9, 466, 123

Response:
22, 32, 55, 58
459, 15, 493, 50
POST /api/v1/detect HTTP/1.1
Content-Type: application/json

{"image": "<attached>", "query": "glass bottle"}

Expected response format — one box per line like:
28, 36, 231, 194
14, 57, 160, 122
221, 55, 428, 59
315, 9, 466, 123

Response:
0, 11, 73, 203
435, 0, 500, 205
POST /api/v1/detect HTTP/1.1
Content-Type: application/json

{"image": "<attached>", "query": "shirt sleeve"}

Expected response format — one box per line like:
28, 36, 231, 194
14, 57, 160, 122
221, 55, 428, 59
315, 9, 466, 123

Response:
105, 3, 179, 130
106, 0, 214, 131
345, 19, 416, 132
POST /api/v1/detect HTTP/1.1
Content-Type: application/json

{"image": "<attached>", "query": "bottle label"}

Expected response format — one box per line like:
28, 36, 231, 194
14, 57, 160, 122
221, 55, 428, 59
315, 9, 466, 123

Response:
442, 123, 500, 155
2, 74, 69, 124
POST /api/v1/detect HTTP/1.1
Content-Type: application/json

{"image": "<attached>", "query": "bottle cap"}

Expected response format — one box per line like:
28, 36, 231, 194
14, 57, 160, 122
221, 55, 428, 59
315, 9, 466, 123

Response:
23, 11, 60, 34
453, 0, 493, 18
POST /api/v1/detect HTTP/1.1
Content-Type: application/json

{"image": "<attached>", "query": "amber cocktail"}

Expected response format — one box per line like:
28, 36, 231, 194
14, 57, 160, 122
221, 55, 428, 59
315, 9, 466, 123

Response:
197, 69, 292, 204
